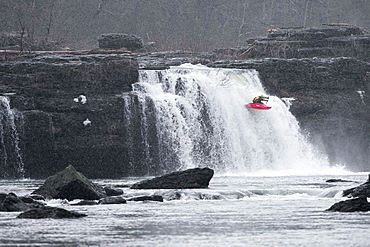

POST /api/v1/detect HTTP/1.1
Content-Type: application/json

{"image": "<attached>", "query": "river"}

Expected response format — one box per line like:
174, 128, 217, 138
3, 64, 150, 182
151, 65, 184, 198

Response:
1, 173, 370, 246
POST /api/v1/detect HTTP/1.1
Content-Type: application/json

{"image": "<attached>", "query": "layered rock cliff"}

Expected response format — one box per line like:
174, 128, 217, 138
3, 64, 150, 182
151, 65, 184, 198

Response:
1, 24, 369, 178
0, 54, 138, 178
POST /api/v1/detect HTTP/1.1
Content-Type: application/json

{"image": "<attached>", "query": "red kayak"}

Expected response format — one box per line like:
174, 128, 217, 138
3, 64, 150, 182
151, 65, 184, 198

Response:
245, 103, 272, 110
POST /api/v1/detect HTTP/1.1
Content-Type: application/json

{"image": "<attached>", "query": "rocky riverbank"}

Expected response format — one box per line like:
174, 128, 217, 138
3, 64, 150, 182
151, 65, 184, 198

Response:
0, 24, 369, 178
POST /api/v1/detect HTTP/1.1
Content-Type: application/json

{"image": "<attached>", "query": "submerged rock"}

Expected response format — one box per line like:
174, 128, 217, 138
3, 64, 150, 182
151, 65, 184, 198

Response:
131, 167, 214, 189
326, 197, 370, 212
32, 165, 106, 200
71, 200, 99, 206
127, 195, 164, 202
326, 179, 355, 183
17, 206, 87, 219
104, 186, 124, 196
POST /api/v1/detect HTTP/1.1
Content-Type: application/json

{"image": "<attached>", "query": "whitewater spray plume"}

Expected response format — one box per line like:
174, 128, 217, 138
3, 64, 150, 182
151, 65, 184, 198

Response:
123, 64, 347, 176
0, 96, 24, 178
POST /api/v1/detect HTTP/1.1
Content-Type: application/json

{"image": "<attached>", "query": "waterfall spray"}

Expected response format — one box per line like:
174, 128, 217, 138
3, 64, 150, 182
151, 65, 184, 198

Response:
0, 96, 24, 179
123, 64, 345, 176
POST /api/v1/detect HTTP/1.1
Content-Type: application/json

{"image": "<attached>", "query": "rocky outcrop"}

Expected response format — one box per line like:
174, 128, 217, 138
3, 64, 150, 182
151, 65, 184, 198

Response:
98, 196, 127, 205
342, 175, 370, 198
127, 195, 164, 202
17, 206, 87, 219
326, 197, 370, 212
0, 192, 45, 212
32, 165, 107, 200
327, 175, 370, 212
0, 53, 139, 179
131, 167, 214, 189
214, 24, 370, 62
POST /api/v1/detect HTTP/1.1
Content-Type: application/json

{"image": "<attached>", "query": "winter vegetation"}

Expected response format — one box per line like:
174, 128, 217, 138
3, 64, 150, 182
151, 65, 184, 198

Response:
1, 0, 369, 51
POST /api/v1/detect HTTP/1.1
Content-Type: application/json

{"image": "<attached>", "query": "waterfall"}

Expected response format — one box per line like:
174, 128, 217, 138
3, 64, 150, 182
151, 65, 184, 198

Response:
0, 96, 24, 179
123, 64, 344, 176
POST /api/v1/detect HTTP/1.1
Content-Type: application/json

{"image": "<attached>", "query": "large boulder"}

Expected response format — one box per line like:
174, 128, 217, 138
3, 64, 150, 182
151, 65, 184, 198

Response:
326, 197, 370, 212
32, 165, 106, 200
343, 175, 370, 198
17, 206, 87, 219
131, 167, 214, 189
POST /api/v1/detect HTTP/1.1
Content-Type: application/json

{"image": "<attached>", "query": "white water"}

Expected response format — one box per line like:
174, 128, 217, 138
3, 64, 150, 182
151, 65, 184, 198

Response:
124, 64, 346, 176
1, 174, 370, 246
0, 96, 24, 178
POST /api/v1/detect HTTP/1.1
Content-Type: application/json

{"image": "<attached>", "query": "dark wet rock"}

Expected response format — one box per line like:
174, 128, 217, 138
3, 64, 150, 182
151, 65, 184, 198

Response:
28, 194, 45, 201
127, 195, 164, 202
32, 165, 106, 200
0, 193, 44, 212
0, 53, 139, 179
131, 167, 214, 189
0, 193, 8, 211
71, 200, 99, 206
104, 186, 124, 196
195, 193, 223, 200
2, 193, 30, 212
343, 176, 370, 198
17, 206, 87, 219
326, 197, 370, 212
98, 196, 126, 205
161, 190, 183, 201
326, 179, 355, 183
98, 33, 144, 51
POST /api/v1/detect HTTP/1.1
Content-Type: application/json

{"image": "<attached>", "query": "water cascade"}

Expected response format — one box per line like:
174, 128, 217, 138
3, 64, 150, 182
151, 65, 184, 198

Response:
122, 64, 345, 176
0, 96, 24, 178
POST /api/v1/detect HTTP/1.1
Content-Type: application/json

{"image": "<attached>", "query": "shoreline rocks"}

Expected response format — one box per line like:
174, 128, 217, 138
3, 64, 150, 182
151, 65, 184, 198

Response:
17, 206, 87, 219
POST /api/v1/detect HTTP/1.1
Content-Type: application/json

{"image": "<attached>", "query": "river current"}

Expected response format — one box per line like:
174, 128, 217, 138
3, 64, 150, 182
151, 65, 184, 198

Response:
1, 173, 370, 247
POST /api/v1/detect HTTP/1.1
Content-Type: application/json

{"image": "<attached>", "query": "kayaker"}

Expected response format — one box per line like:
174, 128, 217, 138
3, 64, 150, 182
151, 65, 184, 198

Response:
252, 95, 269, 104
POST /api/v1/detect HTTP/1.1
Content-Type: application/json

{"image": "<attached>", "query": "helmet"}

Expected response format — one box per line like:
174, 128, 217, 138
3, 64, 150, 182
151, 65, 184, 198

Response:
259, 95, 266, 98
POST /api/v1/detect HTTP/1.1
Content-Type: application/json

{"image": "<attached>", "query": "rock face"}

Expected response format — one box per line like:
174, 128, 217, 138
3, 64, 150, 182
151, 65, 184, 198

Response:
131, 167, 214, 189
17, 206, 87, 219
343, 175, 370, 198
32, 165, 106, 200
0, 53, 139, 179
326, 197, 370, 212
214, 24, 370, 62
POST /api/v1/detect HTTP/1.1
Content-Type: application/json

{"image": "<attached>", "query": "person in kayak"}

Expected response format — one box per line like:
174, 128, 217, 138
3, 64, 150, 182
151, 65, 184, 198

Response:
253, 95, 269, 104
